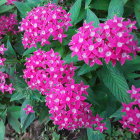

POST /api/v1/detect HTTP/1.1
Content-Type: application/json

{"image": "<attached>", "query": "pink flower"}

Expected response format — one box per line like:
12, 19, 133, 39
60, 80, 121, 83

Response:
0, 14, 18, 39
0, 71, 15, 94
0, 44, 15, 94
23, 104, 34, 114
69, 16, 139, 66
120, 85, 140, 134
23, 49, 76, 95
19, 3, 72, 48
0, 44, 7, 55
95, 123, 108, 133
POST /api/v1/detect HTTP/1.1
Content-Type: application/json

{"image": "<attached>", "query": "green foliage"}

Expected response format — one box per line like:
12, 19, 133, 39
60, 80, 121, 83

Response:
0, 120, 5, 140
69, 0, 82, 25
98, 64, 130, 103
87, 129, 105, 140
108, 0, 126, 18
86, 9, 99, 27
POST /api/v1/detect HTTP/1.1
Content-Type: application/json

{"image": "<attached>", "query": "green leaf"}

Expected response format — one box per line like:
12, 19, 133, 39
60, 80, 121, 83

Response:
87, 129, 105, 140
85, 0, 92, 8
20, 100, 35, 132
63, 53, 78, 64
23, 47, 37, 56
134, 0, 140, 27
86, 9, 99, 27
27, 0, 42, 8
0, 0, 6, 6
108, 0, 125, 19
22, 113, 35, 131
5, 39, 16, 57
0, 5, 14, 14
97, 64, 130, 103
78, 64, 99, 75
53, 0, 59, 4
91, 0, 110, 11
52, 132, 60, 140
14, 2, 32, 17
7, 106, 21, 133
0, 120, 5, 140
110, 107, 125, 121
10, 92, 25, 101
69, 0, 82, 24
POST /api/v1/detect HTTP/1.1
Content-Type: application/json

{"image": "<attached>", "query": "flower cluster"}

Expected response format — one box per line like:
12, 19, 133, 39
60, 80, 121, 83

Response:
120, 85, 140, 134
23, 49, 76, 95
69, 16, 139, 66
0, 14, 18, 39
24, 49, 107, 131
46, 83, 107, 131
23, 104, 34, 114
0, 44, 15, 94
19, 3, 72, 49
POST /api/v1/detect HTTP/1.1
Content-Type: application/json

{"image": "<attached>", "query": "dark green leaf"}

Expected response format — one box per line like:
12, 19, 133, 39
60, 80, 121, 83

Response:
108, 0, 125, 18
87, 129, 105, 140
0, 120, 5, 140
0, 5, 14, 14
97, 64, 130, 103
78, 64, 99, 76
11, 92, 25, 101
22, 113, 35, 131
27, 0, 42, 8
23, 47, 37, 56
134, 0, 140, 26
63, 53, 78, 64
53, 0, 59, 4
86, 9, 99, 27
14, 2, 32, 17
0, 0, 6, 6
110, 107, 125, 121
7, 106, 21, 133
20, 100, 35, 132
91, 0, 110, 11
69, 0, 82, 24
85, 0, 92, 8
5, 39, 16, 57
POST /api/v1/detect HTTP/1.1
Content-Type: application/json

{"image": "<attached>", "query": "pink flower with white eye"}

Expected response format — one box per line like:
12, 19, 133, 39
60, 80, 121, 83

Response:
69, 16, 139, 66
5, 83, 15, 94
120, 85, 140, 134
95, 123, 108, 133
0, 44, 7, 55
0, 44, 15, 95
19, 3, 72, 48
0, 57, 6, 66
0, 14, 18, 39
23, 105, 34, 114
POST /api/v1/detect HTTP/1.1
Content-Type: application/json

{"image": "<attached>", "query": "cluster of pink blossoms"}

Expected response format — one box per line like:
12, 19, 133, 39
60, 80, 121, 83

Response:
23, 49, 107, 131
0, 44, 15, 94
69, 16, 139, 66
46, 83, 107, 131
0, 14, 18, 39
23, 104, 34, 114
120, 85, 140, 134
19, 3, 72, 49
23, 49, 76, 94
